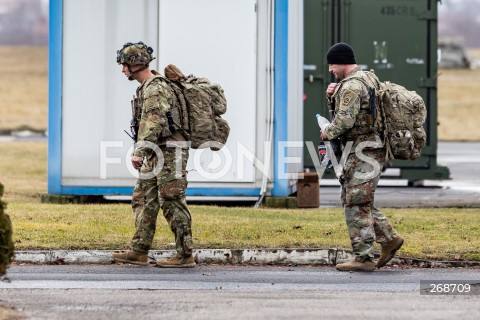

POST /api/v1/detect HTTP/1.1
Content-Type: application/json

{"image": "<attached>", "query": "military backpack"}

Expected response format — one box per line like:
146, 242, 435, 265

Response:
164, 64, 230, 151
346, 71, 427, 165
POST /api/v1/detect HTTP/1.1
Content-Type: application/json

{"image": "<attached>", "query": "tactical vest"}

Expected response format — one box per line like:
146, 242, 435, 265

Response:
333, 71, 383, 143
133, 74, 184, 141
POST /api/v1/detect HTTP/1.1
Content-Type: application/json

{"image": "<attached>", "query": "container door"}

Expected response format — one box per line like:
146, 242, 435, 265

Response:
303, 0, 333, 168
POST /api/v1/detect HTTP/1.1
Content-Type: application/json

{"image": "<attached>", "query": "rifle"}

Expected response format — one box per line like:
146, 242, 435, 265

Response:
124, 96, 140, 142
124, 96, 142, 185
124, 117, 139, 142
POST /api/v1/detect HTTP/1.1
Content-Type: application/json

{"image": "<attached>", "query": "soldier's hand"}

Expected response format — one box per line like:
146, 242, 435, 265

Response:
326, 82, 338, 97
321, 131, 327, 141
131, 156, 144, 169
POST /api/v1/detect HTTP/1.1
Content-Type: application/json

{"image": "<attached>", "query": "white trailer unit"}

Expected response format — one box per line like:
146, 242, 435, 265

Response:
48, 0, 304, 200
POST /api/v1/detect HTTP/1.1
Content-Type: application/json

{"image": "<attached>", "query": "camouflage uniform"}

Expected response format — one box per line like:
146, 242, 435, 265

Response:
323, 67, 397, 262
130, 72, 193, 258
0, 183, 14, 276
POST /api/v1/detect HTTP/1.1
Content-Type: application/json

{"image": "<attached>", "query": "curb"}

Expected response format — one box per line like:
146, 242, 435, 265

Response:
12, 249, 480, 268
13, 249, 340, 266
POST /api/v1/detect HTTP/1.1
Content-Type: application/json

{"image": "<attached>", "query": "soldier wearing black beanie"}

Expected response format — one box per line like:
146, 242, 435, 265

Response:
326, 42, 356, 65
319, 42, 404, 273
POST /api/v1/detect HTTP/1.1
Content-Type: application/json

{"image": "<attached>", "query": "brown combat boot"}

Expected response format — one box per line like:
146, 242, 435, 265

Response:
336, 259, 376, 272
112, 250, 149, 266
156, 255, 196, 268
376, 236, 404, 268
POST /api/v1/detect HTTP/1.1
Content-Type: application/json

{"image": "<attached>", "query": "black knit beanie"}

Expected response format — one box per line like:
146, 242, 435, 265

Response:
326, 42, 356, 64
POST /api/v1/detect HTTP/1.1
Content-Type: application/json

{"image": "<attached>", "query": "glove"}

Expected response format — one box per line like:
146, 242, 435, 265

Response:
316, 114, 330, 130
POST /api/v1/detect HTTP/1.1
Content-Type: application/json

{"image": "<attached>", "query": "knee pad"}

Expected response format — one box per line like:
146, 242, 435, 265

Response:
161, 178, 187, 201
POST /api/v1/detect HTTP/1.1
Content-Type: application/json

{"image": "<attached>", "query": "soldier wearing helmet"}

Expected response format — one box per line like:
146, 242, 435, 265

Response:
116, 41, 155, 81
113, 42, 195, 268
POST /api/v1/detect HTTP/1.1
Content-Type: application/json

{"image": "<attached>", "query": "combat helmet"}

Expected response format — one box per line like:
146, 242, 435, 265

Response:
117, 41, 155, 79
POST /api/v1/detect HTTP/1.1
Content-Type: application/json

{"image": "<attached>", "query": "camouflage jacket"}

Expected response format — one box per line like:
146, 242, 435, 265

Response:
133, 70, 184, 159
323, 67, 383, 152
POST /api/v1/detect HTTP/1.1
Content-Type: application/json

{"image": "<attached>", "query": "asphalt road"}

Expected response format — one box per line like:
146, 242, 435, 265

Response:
1, 265, 479, 319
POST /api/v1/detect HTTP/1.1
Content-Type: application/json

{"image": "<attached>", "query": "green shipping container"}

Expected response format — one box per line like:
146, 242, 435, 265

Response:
303, 0, 449, 183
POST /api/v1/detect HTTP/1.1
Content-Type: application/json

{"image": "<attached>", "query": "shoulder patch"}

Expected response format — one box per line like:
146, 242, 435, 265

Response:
339, 88, 358, 109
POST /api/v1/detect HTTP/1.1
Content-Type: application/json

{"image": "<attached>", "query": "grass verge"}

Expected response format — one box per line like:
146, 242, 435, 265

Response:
5, 202, 480, 261
1, 141, 480, 261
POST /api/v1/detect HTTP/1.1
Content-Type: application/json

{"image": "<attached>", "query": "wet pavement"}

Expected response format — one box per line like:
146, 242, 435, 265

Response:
1, 265, 479, 320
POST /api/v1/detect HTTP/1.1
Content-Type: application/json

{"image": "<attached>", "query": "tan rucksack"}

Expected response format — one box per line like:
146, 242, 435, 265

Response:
349, 71, 427, 165
164, 64, 230, 151
376, 80, 427, 164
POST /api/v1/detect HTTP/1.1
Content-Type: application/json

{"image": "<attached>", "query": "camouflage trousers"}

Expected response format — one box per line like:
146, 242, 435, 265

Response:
131, 146, 193, 258
340, 149, 397, 262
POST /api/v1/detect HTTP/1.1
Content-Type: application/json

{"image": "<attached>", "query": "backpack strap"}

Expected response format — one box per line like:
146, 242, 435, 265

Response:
345, 75, 395, 164
143, 74, 190, 140
161, 77, 190, 139
338, 75, 379, 134
339, 76, 372, 93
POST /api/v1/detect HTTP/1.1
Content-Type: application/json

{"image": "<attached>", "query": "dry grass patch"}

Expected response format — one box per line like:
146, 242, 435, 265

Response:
437, 67, 480, 141
8, 203, 349, 251
0, 141, 46, 202
0, 46, 48, 130
467, 49, 480, 59
391, 208, 480, 261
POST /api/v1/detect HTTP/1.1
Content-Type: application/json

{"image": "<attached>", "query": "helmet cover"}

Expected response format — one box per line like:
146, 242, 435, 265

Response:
116, 41, 154, 66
